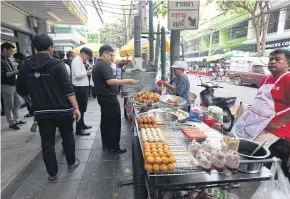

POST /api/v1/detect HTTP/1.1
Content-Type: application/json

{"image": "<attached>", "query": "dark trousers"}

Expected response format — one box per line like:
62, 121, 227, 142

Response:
37, 114, 75, 177
26, 102, 33, 115
74, 86, 89, 132
97, 95, 121, 150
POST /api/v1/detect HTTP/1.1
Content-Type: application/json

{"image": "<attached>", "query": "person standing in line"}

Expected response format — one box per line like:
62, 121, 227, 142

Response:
71, 47, 93, 136
13, 53, 33, 118
16, 34, 80, 182
92, 45, 137, 154
1, 43, 26, 130
56, 50, 71, 78
64, 50, 75, 68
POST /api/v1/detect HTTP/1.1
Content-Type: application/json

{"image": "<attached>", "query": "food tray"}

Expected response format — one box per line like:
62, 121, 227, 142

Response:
133, 98, 160, 107
138, 112, 179, 124
148, 108, 189, 121
159, 95, 187, 107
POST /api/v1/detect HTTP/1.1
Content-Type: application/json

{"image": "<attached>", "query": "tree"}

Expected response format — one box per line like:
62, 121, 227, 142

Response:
99, 18, 133, 48
153, 0, 168, 18
213, 0, 270, 56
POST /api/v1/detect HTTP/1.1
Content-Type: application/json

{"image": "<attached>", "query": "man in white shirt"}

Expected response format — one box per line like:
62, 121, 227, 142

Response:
71, 47, 93, 136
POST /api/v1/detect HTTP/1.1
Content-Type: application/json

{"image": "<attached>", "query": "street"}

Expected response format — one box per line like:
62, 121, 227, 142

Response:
188, 75, 258, 106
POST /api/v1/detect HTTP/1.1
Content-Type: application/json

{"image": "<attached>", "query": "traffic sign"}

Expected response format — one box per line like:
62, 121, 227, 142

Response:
168, 0, 199, 30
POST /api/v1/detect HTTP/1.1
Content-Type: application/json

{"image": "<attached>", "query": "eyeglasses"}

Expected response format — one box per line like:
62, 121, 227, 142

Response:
106, 52, 115, 58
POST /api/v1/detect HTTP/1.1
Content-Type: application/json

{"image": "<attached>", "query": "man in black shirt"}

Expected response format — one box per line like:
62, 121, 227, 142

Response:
92, 45, 136, 154
1, 43, 26, 130
17, 34, 81, 183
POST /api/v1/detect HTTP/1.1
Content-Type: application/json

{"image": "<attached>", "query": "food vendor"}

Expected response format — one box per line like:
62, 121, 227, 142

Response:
231, 49, 290, 177
163, 61, 191, 112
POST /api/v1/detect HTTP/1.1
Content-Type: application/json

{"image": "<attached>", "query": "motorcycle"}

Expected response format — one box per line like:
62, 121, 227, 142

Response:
197, 77, 236, 132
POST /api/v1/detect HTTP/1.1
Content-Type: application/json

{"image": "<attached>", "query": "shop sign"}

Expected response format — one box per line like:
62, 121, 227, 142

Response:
87, 34, 99, 43
168, 0, 200, 30
265, 39, 290, 49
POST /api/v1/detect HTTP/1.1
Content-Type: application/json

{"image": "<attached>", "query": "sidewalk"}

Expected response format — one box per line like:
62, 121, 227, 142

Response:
1, 97, 134, 199
1, 105, 42, 191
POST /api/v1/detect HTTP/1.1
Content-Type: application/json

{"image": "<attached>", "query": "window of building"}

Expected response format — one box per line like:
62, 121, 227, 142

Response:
1, 27, 15, 37
228, 21, 248, 40
268, 10, 280, 34
212, 31, 219, 44
285, 6, 290, 30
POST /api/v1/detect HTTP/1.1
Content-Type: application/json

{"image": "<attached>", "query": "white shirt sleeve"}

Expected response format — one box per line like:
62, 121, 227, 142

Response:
65, 64, 71, 77
71, 58, 87, 79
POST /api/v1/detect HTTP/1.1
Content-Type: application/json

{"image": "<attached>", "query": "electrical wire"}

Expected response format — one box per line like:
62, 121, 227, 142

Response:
89, 3, 138, 10
91, 1, 138, 7
88, 3, 138, 15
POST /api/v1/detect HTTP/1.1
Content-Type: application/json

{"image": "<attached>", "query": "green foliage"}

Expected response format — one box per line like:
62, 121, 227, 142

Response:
99, 18, 132, 48
153, 0, 168, 18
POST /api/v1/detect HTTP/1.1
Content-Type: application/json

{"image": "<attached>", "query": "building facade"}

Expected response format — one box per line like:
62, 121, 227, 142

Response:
1, 1, 88, 56
183, 1, 290, 59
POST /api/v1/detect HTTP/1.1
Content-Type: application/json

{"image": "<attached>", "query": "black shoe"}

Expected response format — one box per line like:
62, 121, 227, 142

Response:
24, 113, 33, 117
16, 120, 27, 125
108, 148, 127, 154
48, 175, 59, 183
9, 124, 20, 130
76, 129, 91, 136
30, 122, 38, 132
82, 124, 92, 130
68, 159, 80, 172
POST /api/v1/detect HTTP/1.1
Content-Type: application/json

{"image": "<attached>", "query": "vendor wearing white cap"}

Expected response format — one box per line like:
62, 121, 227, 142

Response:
163, 61, 191, 112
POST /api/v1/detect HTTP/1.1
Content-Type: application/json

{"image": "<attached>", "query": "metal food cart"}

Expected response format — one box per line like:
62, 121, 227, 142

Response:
130, 103, 276, 199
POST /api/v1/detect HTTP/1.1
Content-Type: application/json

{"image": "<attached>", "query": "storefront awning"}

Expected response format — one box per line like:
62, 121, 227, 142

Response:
206, 54, 224, 62
6, 1, 87, 25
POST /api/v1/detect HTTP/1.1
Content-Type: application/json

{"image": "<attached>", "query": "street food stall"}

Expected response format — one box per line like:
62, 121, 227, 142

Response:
126, 92, 279, 199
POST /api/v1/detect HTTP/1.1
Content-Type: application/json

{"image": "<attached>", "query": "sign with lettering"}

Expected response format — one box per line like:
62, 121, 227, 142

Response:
265, 39, 290, 49
168, 0, 199, 30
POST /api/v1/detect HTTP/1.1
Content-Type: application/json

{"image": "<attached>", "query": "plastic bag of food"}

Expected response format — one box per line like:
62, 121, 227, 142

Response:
225, 150, 240, 171
196, 149, 212, 171
251, 158, 290, 199
212, 149, 226, 172
188, 139, 201, 157
208, 106, 223, 122
223, 136, 240, 151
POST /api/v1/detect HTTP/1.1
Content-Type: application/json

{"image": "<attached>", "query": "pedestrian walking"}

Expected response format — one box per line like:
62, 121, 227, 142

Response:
16, 34, 80, 183
1, 42, 26, 130
71, 47, 93, 136
92, 45, 137, 154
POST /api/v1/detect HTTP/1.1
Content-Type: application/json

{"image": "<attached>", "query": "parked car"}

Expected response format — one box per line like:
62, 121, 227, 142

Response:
231, 65, 271, 86
226, 57, 270, 86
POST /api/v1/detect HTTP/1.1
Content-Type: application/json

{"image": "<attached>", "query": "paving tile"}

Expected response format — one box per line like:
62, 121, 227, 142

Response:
1, 140, 27, 149
75, 178, 113, 199
82, 161, 115, 180
88, 149, 116, 162
115, 160, 133, 179
36, 180, 80, 199
11, 182, 46, 199
58, 150, 91, 164
91, 138, 104, 150
58, 163, 86, 181
74, 131, 97, 140
75, 140, 94, 150
112, 180, 134, 199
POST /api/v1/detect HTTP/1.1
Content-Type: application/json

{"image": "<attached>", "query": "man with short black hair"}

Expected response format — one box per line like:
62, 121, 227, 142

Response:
71, 47, 93, 136
57, 50, 71, 78
17, 34, 81, 183
64, 50, 75, 68
92, 44, 137, 154
1, 42, 26, 130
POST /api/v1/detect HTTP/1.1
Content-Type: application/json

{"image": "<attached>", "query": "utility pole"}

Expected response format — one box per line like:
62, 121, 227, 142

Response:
170, 30, 180, 77
148, 0, 154, 66
140, 0, 147, 33
208, 28, 214, 56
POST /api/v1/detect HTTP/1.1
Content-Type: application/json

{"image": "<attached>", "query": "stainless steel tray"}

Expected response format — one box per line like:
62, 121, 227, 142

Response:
132, 97, 160, 106
137, 111, 179, 123
159, 95, 187, 106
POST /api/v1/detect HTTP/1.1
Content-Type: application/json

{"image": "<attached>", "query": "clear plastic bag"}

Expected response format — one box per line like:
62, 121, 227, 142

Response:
251, 158, 290, 199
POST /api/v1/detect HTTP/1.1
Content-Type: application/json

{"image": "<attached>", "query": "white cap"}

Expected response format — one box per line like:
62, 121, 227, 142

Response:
171, 61, 188, 70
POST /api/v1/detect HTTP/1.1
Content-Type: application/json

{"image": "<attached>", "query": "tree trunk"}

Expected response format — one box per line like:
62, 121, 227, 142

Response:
252, 16, 262, 57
